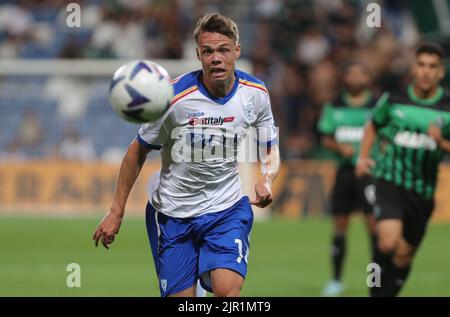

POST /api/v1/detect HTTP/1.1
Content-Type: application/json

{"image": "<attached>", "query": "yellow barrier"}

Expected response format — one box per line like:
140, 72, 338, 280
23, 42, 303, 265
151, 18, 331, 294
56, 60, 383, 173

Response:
0, 160, 160, 215
0, 160, 449, 222
272, 161, 450, 222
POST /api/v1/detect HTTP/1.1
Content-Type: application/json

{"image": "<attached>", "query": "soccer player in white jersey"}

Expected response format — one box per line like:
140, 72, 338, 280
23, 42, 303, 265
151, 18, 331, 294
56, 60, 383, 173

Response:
93, 13, 280, 297
146, 171, 207, 297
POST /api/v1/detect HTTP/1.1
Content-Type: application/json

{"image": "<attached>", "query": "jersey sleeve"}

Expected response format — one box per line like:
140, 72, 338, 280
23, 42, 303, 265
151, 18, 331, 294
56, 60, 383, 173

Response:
317, 103, 335, 136
371, 92, 391, 128
253, 92, 278, 147
136, 108, 175, 150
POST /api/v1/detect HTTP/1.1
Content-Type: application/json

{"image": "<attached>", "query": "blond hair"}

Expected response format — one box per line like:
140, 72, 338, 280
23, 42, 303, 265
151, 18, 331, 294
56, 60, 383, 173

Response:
193, 13, 239, 44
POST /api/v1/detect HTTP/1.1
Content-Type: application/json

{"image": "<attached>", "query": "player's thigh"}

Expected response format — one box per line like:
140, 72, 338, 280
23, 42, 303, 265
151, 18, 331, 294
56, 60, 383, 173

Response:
331, 166, 357, 216
402, 194, 434, 249
211, 268, 244, 297
145, 202, 160, 275
374, 180, 405, 250
157, 213, 199, 297
357, 176, 377, 234
363, 212, 377, 235
356, 175, 376, 214
377, 219, 403, 252
199, 197, 253, 292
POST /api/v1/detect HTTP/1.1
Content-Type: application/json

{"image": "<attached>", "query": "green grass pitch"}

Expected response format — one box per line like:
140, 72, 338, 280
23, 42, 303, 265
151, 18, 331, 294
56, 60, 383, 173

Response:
1, 215, 449, 296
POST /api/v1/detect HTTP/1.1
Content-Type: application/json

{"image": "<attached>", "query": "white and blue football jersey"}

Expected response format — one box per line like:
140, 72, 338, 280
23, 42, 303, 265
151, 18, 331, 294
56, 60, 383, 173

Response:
138, 69, 277, 218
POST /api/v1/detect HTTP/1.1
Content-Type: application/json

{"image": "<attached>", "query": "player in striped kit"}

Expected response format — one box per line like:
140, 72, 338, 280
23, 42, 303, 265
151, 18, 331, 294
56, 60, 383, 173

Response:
357, 43, 450, 296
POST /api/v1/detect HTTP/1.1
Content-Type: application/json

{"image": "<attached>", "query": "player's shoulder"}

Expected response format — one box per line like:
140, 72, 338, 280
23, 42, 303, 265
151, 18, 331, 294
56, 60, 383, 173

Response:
171, 70, 201, 105
327, 94, 346, 109
434, 89, 450, 112
365, 93, 379, 109
236, 69, 269, 94
385, 89, 409, 105
439, 89, 450, 106
386, 87, 450, 109
373, 89, 403, 107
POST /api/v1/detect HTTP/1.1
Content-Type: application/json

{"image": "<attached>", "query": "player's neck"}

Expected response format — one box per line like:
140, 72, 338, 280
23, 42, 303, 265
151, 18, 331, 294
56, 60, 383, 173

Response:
344, 90, 370, 107
412, 84, 439, 100
202, 73, 236, 98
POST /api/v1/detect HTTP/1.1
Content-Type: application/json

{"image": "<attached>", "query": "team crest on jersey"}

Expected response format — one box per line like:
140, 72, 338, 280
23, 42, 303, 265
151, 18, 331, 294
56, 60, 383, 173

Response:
160, 279, 167, 292
243, 103, 255, 121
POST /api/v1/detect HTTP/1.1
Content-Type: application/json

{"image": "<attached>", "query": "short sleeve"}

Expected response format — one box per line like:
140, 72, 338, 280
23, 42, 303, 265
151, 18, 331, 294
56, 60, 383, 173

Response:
372, 92, 391, 128
253, 92, 278, 147
137, 109, 174, 150
317, 103, 335, 136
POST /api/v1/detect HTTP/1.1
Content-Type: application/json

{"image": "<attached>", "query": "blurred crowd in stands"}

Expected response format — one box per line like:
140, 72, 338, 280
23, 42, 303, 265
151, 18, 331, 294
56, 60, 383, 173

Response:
0, 0, 448, 161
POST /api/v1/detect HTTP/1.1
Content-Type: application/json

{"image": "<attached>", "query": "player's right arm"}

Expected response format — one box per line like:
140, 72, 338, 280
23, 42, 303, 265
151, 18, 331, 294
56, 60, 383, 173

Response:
428, 119, 450, 154
321, 136, 354, 158
355, 121, 376, 177
93, 140, 151, 249
356, 92, 390, 177
93, 90, 174, 249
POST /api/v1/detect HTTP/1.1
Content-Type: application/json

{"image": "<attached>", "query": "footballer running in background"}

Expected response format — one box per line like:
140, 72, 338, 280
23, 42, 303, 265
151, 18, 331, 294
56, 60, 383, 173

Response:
318, 61, 378, 296
93, 13, 280, 297
357, 42, 450, 297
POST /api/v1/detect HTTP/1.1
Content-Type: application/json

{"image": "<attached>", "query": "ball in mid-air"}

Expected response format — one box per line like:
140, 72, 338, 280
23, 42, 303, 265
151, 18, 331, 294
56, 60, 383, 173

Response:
109, 60, 174, 123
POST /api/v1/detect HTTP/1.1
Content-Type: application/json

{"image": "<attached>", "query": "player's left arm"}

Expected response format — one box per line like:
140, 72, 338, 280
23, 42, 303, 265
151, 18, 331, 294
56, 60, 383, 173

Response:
250, 87, 280, 208
250, 144, 280, 208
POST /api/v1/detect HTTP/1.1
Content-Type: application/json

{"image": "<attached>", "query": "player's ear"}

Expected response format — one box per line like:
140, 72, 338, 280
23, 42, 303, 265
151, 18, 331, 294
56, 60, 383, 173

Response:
196, 47, 200, 61
235, 43, 241, 59
438, 63, 445, 80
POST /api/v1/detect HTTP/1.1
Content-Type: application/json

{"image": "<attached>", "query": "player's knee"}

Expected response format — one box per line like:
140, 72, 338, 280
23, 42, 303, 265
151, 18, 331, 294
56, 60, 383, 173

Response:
393, 247, 415, 268
213, 285, 241, 297
393, 253, 413, 268
377, 239, 398, 254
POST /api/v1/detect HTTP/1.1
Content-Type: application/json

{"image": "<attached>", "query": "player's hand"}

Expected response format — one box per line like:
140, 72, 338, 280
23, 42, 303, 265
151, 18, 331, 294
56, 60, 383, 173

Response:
428, 123, 443, 145
93, 210, 123, 250
355, 157, 374, 177
250, 177, 273, 208
338, 144, 354, 158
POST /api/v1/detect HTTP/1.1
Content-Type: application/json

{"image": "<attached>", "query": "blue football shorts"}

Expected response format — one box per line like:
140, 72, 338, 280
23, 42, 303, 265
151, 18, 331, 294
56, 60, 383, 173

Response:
145, 196, 254, 297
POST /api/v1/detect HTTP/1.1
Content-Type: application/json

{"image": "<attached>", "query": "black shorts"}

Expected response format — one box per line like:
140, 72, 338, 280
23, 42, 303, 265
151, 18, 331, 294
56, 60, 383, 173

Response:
331, 165, 375, 215
374, 179, 434, 247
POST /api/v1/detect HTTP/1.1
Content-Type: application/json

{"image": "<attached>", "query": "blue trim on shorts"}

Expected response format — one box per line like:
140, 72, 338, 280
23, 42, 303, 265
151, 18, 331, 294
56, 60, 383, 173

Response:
145, 196, 253, 297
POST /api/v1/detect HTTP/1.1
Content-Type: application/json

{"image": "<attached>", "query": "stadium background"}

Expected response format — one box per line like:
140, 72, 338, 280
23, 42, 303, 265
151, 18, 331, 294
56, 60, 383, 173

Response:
1, 0, 450, 296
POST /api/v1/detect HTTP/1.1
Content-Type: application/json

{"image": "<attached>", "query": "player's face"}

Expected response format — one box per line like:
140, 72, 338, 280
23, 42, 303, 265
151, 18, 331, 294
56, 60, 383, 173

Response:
344, 64, 370, 94
196, 32, 241, 88
412, 53, 444, 92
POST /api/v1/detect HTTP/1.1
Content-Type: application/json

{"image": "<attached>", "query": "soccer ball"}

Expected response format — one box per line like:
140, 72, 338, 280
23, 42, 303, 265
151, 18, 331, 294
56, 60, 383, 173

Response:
109, 60, 174, 123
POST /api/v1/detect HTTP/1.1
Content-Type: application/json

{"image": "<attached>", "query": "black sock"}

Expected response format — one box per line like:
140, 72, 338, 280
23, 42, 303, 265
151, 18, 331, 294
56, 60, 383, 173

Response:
369, 247, 393, 297
331, 234, 346, 281
370, 245, 412, 297
387, 264, 411, 297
